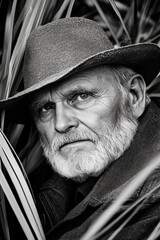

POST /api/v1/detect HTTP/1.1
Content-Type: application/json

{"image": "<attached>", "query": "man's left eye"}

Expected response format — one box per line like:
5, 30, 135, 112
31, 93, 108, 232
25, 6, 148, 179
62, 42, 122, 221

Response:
68, 91, 95, 109
76, 93, 90, 101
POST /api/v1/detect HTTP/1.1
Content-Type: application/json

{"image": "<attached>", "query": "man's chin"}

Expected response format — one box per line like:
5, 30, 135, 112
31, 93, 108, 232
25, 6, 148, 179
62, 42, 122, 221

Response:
48, 155, 107, 182
56, 167, 104, 183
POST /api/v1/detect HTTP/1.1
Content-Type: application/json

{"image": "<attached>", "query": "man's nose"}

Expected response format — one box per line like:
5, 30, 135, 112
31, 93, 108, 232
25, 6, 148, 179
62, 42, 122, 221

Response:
55, 103, 78, 133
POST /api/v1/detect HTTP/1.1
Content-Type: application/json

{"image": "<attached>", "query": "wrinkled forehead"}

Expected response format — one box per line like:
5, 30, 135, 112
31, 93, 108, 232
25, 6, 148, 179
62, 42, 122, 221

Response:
29, 65, 117, 102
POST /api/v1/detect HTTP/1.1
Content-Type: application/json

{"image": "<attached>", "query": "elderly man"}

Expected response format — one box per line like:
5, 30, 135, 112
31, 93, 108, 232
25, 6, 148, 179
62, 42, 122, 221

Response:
1, 17, 160, 239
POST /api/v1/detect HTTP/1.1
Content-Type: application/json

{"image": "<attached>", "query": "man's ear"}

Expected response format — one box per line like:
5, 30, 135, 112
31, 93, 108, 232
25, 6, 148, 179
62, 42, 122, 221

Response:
128, 75, 146, 118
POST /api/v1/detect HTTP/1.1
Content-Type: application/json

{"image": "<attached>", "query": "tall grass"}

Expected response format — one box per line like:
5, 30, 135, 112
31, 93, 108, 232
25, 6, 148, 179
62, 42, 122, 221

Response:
0, 0, 160, 239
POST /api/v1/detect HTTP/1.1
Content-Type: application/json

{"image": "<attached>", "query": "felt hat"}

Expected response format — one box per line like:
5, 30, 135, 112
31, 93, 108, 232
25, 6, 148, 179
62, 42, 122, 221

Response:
1, 17, 160, 123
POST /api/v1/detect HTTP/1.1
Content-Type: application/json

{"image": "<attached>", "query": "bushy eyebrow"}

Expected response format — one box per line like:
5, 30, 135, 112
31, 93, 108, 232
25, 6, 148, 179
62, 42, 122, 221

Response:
61, 86, 98, 98
30, 85, 99, 110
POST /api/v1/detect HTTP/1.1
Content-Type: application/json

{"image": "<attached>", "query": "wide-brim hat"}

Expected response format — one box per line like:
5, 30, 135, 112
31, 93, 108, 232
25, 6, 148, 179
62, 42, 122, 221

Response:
1, 17, 160, 123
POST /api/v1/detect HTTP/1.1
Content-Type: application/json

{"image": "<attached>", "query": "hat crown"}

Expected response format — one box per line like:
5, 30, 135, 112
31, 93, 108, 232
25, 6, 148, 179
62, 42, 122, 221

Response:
23, 17, 113, 89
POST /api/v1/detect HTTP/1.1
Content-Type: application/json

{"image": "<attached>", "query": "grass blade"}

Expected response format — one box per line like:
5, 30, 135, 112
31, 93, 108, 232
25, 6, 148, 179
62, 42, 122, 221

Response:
92, 0, 119, 46
54, 0, 70, 20
1, 0, 17, 86
108, 0, 131, 43
66, 0, 75, 18
0, 168, 36, 240
147, 221, 160, 240
0, 190, 10, 240
0, 129, 45, 239
4, 1, 41, 99
107, 200, 146, 240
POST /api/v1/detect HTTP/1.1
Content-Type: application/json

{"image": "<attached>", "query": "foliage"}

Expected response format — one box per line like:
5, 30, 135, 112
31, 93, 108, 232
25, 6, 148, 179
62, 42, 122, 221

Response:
0, 0, 160, 239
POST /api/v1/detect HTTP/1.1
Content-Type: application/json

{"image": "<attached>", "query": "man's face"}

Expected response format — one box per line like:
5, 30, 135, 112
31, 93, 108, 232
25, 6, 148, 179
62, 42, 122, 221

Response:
31, 66, 138, 182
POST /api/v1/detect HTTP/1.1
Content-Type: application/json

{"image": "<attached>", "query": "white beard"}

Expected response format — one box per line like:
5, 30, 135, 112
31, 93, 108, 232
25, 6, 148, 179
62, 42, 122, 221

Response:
40, 98, 138, 182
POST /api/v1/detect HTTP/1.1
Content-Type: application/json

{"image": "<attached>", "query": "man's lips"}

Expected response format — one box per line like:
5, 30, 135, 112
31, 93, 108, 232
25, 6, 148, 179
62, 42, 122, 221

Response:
60, 139, 93, 149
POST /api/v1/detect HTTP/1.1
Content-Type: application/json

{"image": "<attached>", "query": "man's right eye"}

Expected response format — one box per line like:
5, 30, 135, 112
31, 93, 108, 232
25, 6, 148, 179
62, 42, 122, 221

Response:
40, 104, 52, 113
37, 103, 55, 120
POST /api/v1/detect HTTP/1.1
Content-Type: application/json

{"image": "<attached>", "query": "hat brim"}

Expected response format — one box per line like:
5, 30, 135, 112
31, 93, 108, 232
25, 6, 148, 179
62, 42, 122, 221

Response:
1, 43, 160, 123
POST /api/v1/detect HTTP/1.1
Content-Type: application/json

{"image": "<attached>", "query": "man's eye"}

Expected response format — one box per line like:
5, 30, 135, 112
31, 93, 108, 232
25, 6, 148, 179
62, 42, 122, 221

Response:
76, 93, 90, 101
41, 105, 51, 112
38, 103, 55, 115
71, 93, 91, 103
68, 92, 96, 109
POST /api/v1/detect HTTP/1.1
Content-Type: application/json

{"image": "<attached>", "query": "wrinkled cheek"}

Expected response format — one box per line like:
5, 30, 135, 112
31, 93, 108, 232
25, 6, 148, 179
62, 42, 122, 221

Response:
39, 129, 53, 149
102, 104, 122, 129
78, 111, 101, 130
81, 106, 118, 131
36, 120, 55, 143
42, 130, 56, 148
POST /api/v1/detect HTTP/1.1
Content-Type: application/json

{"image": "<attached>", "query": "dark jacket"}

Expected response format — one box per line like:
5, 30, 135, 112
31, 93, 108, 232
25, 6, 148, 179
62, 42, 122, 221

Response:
38, 101, 160, 240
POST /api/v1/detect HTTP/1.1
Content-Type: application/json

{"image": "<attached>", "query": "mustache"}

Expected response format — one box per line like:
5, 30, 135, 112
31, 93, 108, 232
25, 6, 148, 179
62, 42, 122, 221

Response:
50, 131, 99, 150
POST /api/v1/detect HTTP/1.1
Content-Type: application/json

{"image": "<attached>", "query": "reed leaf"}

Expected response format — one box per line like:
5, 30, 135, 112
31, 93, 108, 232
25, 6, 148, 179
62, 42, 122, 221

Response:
42, 0, 57, 23
31, 0, 48, 29
13, 0, 28, 38
53, 0, 70, 20
107, 200, 146, 240
135, 0, 160, 43
148, 221, 160, 240
1, 0, 17, 86
0, 129, 45, 239
0, 191, 10, 240
0, 1, 18, 237
92, 0, 120, 46
116, 2, 133, 42
5, 1, 41, 99
148, 93, 160, 98
0, 168, 36, 240
66, 0, 75, 18
108, 0, 131, 43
